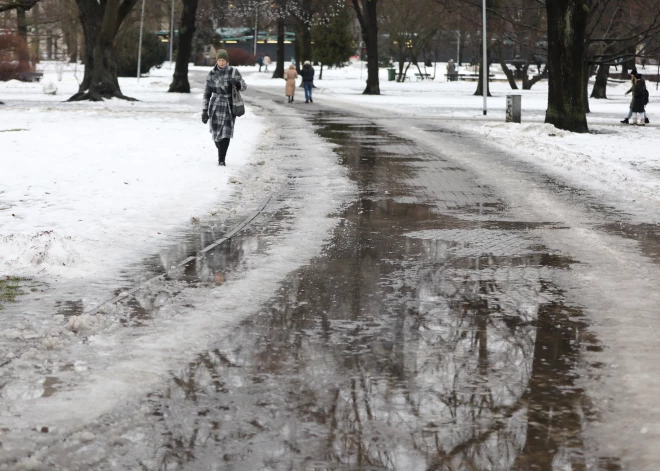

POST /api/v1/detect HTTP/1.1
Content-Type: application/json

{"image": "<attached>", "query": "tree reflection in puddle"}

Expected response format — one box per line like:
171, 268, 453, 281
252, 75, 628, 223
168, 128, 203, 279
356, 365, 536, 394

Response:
143, 198, 617, 471
132, 114, 619, 471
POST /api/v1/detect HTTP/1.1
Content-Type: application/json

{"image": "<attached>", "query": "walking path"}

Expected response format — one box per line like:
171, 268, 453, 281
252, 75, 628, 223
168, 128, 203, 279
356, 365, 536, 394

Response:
2, 70, 660, 470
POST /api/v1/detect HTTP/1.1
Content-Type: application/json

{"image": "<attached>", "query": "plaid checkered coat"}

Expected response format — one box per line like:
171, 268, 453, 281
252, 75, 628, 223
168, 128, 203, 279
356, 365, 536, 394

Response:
202, 65, 247, 141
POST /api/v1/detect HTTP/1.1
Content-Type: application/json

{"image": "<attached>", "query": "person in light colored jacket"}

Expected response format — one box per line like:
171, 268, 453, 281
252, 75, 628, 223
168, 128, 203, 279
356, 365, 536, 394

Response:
284, 64, 298, 103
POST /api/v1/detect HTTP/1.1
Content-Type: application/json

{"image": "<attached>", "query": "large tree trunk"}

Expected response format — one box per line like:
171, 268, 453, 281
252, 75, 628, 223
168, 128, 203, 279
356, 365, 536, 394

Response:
272, 18, 285, 79
590, 63, 610, 99
351, 0, 380, 95
474, 54, 491, 97
544, 0, 589, 133
69, 0, 138, 101
169, 0, 199, 93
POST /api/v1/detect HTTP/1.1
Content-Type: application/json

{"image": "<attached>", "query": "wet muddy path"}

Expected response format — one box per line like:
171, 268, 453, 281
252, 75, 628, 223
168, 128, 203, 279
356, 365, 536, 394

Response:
60, 109, 625, 470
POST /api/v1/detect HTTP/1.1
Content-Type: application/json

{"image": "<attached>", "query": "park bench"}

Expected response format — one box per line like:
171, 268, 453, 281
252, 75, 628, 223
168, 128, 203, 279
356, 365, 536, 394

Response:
18, 72, 44, 82
447, 73, 495, 81
415, 73, 433, 81
395, 73, 411, 81
446, 72, 458, 81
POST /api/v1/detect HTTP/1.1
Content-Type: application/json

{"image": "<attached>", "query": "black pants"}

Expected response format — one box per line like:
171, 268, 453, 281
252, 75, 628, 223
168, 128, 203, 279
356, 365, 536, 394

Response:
215, 138, 230, 163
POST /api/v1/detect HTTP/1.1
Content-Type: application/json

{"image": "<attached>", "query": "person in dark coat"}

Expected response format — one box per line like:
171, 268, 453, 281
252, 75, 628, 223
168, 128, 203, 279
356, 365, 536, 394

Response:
202, 49, 247, 166
622, 72, 649, 124
301, 61, 315, 103
631, 73, 648, 126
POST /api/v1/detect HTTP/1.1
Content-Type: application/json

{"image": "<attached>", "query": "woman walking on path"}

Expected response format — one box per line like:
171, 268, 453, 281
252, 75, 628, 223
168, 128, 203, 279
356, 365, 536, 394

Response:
284, 64, 298, 103
202, 49, 247, 166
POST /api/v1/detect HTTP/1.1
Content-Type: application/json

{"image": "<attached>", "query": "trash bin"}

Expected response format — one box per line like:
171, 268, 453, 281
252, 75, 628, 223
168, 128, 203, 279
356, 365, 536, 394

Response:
506, 95, 521, 123
388, 68, 396, 82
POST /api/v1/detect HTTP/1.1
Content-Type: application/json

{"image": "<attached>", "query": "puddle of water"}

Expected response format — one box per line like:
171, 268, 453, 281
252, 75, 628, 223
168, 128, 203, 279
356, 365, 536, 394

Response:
598, 221, 660, 264
95, 111, 616, 470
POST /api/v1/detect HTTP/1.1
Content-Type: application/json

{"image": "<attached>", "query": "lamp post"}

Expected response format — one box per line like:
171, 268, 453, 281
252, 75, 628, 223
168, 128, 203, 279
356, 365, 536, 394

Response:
136, 0, 146, 81
482, 0, 487, 115
253, 5, 258, 56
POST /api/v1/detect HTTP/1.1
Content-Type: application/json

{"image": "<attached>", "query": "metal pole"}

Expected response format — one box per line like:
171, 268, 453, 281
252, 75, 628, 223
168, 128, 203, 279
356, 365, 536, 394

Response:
137, 0, 146, 81
482, 0, 487, 115
169, 0, 175, 69
253, 5, 258, 56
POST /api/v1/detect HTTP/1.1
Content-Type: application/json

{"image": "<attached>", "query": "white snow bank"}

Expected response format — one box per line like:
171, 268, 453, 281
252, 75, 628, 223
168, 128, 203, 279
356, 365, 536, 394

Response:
479, 121, 660, 208
1, 64, 265, 281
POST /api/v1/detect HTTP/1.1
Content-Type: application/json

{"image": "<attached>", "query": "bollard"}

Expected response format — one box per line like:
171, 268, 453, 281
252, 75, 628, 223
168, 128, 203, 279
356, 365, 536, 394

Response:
506, 95, 521, 123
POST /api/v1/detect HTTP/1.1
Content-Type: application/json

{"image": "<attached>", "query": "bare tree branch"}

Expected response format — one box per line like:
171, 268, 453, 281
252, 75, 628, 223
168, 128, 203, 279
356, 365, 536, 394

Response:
0, 0, 39, 13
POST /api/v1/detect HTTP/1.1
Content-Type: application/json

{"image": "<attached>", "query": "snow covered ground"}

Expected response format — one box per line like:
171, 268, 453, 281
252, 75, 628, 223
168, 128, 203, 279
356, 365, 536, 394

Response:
246, 60, 660, 215
1, 62, 268, 285
0, 62, 356, 465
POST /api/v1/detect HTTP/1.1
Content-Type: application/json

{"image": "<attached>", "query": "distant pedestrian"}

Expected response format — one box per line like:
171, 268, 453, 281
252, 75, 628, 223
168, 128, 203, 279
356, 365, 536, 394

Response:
446, 59, 456, 81
284, 64, 298, 103
202, 49, 247, 166
622, 72, 649, 125
263, 54, 272, 72
301, 60, 315, 103
257, 54, 264, 72
632, 73, 649, 126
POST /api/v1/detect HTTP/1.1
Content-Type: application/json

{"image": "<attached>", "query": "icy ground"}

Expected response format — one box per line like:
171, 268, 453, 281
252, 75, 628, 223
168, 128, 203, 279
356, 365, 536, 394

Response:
247, 60, 660, 215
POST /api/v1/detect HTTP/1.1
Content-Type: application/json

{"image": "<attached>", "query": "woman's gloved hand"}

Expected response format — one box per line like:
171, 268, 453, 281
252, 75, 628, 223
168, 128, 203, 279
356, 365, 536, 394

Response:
228, 78, 241, 90
202, 110, 209, 124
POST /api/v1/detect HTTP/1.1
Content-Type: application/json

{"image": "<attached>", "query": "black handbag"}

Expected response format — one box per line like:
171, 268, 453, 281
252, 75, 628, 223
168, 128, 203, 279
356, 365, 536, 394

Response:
231, 68, 245, 117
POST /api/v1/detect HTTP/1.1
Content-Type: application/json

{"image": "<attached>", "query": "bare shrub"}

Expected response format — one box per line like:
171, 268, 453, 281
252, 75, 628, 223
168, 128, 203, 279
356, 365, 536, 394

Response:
226, 48, 256, 66
0, 34, 33, 81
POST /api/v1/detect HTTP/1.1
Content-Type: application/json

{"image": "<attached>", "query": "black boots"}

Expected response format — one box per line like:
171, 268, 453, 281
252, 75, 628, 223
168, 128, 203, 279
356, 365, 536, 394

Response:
215, 138, 230, 166
646, 117, 650, 124
621, 118, 629, 124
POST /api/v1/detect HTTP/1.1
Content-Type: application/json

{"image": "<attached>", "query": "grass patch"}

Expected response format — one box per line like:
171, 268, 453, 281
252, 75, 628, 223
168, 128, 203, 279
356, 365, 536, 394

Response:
0, 277, 24, 310
0, 129, 28, 133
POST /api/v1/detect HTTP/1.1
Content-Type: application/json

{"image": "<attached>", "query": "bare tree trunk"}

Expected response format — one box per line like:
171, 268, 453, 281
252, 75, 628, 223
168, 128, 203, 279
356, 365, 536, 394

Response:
544, 0, 589, 133
523, 67, 547, 90
351, 0, 380, 95
582, 61, 593, 112
68, 0, 138, 101
64, 18, 79, 63
272, 18, 285, 79
496, 42, 518, 90
590, 63, 610, 99
16, 7, 30, 67
168, 0, 199, 93
31, 3, 39, 63
474, 51, 491, 97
